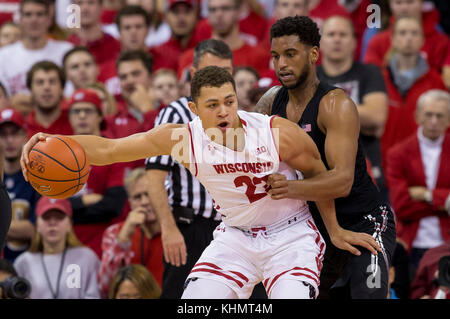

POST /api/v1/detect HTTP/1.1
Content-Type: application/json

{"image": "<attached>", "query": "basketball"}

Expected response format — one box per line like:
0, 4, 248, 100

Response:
26, 136, 90, 199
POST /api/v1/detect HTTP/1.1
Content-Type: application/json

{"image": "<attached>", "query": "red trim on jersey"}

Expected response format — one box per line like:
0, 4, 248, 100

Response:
308, 219, 325, 272
230, 271, 249, 282
269, 115, 282, 161
190, 268, 244, 288
187, 122, 198, 177
195, 262, 221, 270
265, 266, 320, 296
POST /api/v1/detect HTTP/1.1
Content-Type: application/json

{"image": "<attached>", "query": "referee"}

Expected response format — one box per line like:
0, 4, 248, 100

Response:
145, 40, 232, 298
0, 142, 12, 252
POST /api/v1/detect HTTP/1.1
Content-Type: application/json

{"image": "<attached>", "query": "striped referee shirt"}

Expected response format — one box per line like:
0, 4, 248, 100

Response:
145, 97, 219, 220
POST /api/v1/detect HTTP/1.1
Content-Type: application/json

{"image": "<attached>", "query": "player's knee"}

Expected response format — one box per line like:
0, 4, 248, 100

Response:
269, 280, 316, 299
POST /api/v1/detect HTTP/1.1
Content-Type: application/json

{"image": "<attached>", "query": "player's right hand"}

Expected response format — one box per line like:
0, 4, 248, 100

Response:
162, 224, 187, 267
20, 132, 51, 182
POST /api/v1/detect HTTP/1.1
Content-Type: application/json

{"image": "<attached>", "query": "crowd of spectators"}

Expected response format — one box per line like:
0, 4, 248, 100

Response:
0, 0, 449, 299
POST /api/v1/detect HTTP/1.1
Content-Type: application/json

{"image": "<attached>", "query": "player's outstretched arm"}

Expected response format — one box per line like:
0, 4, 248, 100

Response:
270, 117, 381, 256
21, 124, 189, 180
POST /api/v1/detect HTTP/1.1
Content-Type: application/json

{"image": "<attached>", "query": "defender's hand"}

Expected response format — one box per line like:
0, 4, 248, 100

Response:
330, 228, 382, 256
267, 173, 289, 199
20, 132, 51, 182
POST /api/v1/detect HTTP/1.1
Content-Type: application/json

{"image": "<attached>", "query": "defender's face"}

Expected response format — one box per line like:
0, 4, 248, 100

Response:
189, 83, 239, 140
271, 35, 312, 89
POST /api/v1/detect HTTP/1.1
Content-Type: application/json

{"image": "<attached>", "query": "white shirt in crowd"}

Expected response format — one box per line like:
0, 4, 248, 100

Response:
0, 39, 73, 95
412, 126, 445, 249
14, 246, 101, 299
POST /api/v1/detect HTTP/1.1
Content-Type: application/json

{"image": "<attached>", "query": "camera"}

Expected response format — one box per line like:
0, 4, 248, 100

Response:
0, 276, 31, 299
438, 255, 450, 288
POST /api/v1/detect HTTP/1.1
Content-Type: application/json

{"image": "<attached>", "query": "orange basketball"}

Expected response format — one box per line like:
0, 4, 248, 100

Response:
26, 136, 90, 199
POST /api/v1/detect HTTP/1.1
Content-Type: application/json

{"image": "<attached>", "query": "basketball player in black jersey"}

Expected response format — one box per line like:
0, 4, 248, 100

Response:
256, 16, 397, 299
0, 142, 12, 251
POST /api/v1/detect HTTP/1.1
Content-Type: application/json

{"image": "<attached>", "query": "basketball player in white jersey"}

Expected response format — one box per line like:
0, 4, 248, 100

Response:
21, 66, 380, 299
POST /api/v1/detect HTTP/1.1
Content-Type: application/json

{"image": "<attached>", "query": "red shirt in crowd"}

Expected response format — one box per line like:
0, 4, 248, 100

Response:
98, 222, 164, 297
67, 32, 121, 65
25, 109, 74, 139
380, 67, 446, 169
364, 10, 449, 72
72, 162, 128, 258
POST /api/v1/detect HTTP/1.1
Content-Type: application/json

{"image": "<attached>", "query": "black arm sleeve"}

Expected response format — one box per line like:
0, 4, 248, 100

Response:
70, 186, 127, 224
0, 181, 11, 251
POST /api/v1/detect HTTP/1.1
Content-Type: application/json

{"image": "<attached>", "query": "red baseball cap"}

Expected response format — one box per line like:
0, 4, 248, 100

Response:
168, 0, 195, 10
0, 108, 25, 129
67, 89, 103, 114
36, 197, 73, 218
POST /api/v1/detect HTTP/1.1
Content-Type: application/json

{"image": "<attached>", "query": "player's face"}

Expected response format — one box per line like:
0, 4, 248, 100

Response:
0, 123, 28, 162
193, 53, 233, 76
118, 60, 152, 100
320, 17, 356, 62
19, 3, 50, 39
416, 99, 450, 141
392, 19, 423, 56
129, 176, 156, 223
271, 35, 315, 90
275, 0, 309, 19
166, 4, 197, 38
119, 15, 149, 51
65, 52, 99, 90
31, 70, 64, 110
68, 101, 103, 135
190, 83, 239, 140
37, 210, 71, 245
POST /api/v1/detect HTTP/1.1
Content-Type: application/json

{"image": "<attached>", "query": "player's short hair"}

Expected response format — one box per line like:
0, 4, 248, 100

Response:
62, 46, 96, 70
26, 61, 66, 90
190, 65, 236, 103
115, 5, 151, 29
193, 39, 233, 69
270, 15, 321, 48
116, 50, 154, 75
20, 0, 50, 14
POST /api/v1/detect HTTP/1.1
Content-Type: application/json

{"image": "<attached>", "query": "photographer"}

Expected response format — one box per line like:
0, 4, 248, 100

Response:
0, 259, 30, 299
410, 240, 450, 299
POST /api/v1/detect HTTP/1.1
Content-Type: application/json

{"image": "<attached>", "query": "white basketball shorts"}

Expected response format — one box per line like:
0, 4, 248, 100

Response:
185, 213, 326, 299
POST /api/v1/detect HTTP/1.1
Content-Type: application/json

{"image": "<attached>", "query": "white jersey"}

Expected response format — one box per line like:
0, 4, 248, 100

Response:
187, 110, 309, 227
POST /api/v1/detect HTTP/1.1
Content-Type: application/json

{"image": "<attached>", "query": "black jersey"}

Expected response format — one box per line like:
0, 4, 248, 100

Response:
271, 82, 382, 229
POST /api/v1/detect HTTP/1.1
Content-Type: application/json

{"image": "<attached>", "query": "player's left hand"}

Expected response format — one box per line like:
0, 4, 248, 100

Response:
20, 132, 51, 182
267, 173, 289, 199
330, 228, 382, 256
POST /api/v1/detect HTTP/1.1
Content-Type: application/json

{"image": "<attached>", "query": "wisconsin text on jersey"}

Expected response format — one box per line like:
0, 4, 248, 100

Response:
213, 162, 274, 174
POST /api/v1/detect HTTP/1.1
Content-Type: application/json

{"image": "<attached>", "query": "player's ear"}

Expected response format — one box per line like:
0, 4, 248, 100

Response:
188, 101, 198, 115
310, 46, 319, 64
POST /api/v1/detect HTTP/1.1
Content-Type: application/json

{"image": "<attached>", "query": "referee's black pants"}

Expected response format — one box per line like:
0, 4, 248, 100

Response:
160, 216, 220, 299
